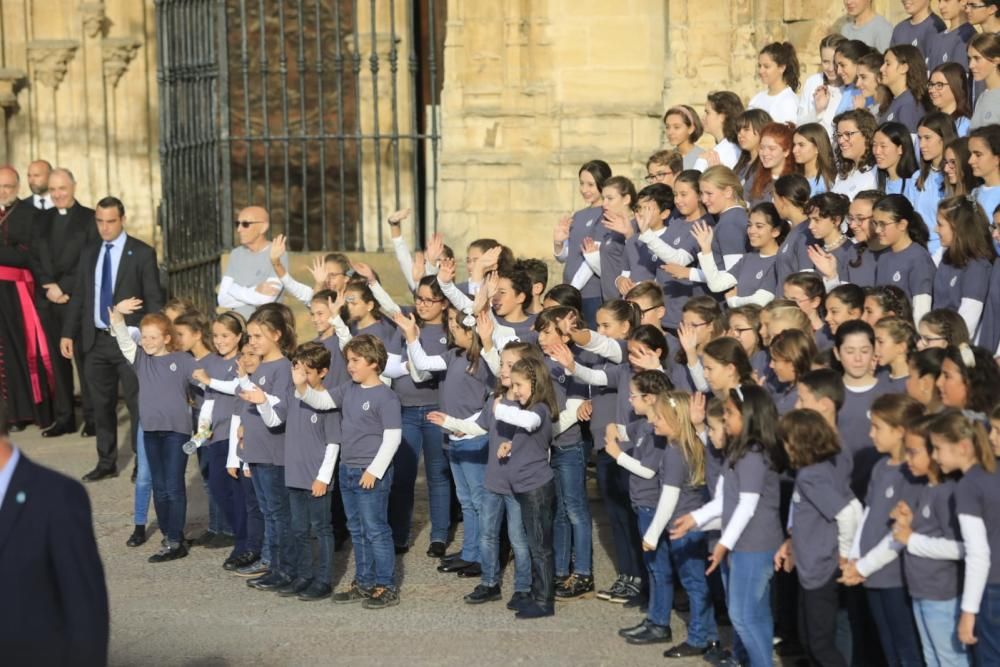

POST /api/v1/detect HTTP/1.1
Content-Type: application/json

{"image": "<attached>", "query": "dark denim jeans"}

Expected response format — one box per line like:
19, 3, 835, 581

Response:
250, 463, 292, 576
197, 438, 230, 534
133, 426, 151, 526
515, 479, 556, 608
636, 505, 671, 626
238, 468, 264, 557
341, 464, 395, 589
551, 441, 592, 576
975, 583, 1000, 666
725, 550, 776, 667
206, 440, 250, 553
448, 435, 488, 562
287, 487, 334, 585
389, 405, 451, 547
144, 430, 189, 544
479, 489, 532, 591
866, 587, 924, 667
595, 449, 643, 578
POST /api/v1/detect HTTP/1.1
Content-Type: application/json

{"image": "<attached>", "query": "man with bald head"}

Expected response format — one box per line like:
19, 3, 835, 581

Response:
217, 205, 287, 318
0, 165, 50, 433
27, 159, 53, 210
35, 168, 97, 437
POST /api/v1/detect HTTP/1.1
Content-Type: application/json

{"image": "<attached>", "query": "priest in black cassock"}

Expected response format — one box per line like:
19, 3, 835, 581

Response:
0, 166, 52, 431
34, 168, 96, 437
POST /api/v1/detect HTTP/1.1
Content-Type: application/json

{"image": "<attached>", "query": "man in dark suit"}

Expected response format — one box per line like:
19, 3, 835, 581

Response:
0, 399, 110, 666
60, 196, 163, 481
36, 168, 97, 438
0, 165, 51, 432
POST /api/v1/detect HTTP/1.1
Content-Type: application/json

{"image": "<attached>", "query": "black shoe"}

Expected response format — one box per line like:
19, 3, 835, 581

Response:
440, 550, 463, 563
298, 582, 332, 601
437, 558, 476, 573
235, 560, 269, 578
80, 421, 96, 437
394, 545, 410, 555
702, 642, 730, 664
426, 541, 446, 558
515, 602, 554, 619
623, 594, 649, 612
250, 573, 292, 591
126, 525, 147, 547
464, 584, 501, 604
191, 530, 217, 547
362, 585, 400, 610
148, 543, 188, 563
664, 641, 718, 658
82, 466, 118, 482
277, 577, 313, 597
624, 622, 672, 645
609, 575, 643, 603
222, 554, 241, 571
332, 581, 373, 604
596, 574, 628, 601
206, 533, 235, 550
555, 573, 594, 599
41, 422, 74, 438
506, 591, 533, 611
618, 620, 649, 638
456, 563, 482, 578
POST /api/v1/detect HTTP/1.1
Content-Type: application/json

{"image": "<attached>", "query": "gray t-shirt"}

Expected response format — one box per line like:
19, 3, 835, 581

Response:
660, 439, 709, 522
564, 207, 608, 299
860, 458, 923, 589
223, 244, 289, 318
135, 350, 197, 434
722, 448, 783, 552
657, 215, 709, 330
791, 460, 854, 590
776, 222, 815, 287
890, 13, 946, 57
904, 479, 962, 601
328, 381, 402, 469
875, 242, 935, 300
283, 395, 338, 490
837, 377, 893, 499
202, 353, 238, 441
480, 401, 554, 495
955, 464, 1000, 585
241, 358, 293, 465
971, 88, 1000, 130
841, 14, 893, 52
625, 421, 665, 508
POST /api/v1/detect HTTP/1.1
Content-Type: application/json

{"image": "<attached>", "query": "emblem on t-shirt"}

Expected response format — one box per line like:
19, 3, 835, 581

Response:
922, 504, 931, 519
259, 376, 266, 385
950, 275, 958, 287
885, 486, 894, 499
362, 401, 370, 411
557, 374, 566, 384
911, 39, 917, 46
440, 336, 447, 345
792, 491, 801, 503
227, 365, 233, 373
892, 271, 901, 282
310, 414, 318, 424
887, 113, 895, 121
169, 362, 177, 372
635, 436, 644, 447
943, 53, 949, 62
781, 244, 789, 254
755, 270, 763, 280
673, 237, 681, 246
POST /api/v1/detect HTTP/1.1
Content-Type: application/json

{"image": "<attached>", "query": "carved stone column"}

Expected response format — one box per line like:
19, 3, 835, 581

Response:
102, 37, 141, 89
102, 37, 142, 198
27, 40, 80, 163
80, 1, 111, 39
0, 68, 27, 163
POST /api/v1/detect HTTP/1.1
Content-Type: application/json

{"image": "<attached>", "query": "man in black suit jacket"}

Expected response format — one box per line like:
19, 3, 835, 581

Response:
0, 400, 109, 666
61, 196, 163, 481
36, 168, 97, 438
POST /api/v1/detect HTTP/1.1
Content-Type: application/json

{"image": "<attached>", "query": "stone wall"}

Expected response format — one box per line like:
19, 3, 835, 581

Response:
0, 0, 159, 243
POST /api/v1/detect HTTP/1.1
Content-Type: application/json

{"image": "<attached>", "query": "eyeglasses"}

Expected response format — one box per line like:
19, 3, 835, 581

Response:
644, 171, 672, 183
942, 159, 958, 168
967, 2, 989, 9
731, 327, 756, 335
415, 296, 445, 305
639, 304, 660, 314
927, 81, 949, 91
684, 320, 709, 328
234, 220, 263, 229
919, 335, 946, 345
846, 214, 872, 225
872, 220, 900, 232
834, 130, 861, 142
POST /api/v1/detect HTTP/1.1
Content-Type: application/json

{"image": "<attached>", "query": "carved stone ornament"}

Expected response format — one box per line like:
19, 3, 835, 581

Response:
102, 38, 142, 88
27, 40, 80, 90
0, 68, 27, 111
80, 1, 111, 39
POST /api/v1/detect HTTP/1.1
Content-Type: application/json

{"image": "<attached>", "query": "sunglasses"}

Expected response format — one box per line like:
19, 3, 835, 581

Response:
234, 220, 263, 229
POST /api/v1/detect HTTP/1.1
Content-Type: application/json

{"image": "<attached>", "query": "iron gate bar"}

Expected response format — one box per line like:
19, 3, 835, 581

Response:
428, 0, 438, 232
237, 0, 251, 220
368, 0, 384, 252
276, 0, 291, 240
256, 0, 272, 215
389, 0, 402, 216
406, 0, 420, 248
331, 0, 346, 251
351, 0, 365, 251
218, 0, 233, 246
295, 0, 309, 250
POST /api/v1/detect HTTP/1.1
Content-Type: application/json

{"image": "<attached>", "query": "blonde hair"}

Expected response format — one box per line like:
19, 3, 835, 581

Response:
928, 409, 996, 473
699, 165, 747, 208
769, 305, 812, 337
654, 391, 706, 486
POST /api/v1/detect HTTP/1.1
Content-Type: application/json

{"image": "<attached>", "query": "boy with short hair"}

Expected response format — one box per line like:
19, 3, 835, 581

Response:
966, 0, 1000, 34
645, 150, 683, 188
514, 258, 548, 314
297, 334, 403, 609
840, 0, 893, 52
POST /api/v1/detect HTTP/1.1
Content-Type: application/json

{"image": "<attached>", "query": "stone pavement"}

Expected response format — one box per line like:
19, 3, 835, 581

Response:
14, 423, 736, 667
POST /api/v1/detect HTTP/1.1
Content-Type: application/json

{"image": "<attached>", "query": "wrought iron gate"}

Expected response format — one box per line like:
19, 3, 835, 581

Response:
156, 0, 444, 308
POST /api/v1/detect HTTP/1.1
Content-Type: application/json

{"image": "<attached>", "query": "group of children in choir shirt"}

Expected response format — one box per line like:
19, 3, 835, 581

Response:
102, 0, 1000, 664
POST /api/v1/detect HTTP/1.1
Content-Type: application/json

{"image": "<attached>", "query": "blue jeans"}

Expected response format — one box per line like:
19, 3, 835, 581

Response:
479, 489, 532, 592
595, 450, 643, 578
725, 550, 776, 667
636, 505, 671, 627
671, 531, 718, 647
516, 480, 556, 607
133, 426, 151, 526
288, 487, 334, 585
144, 430, 189, 543
551, 441, 592, 576
250, 463, 292, 576
867, 587, 923, 666
911, 597, 969, 667
197, 440, 231, 535
975, 583, 1000, 667
389, 405, 451, 546
341, 465, 395, 589
238, 469, 264, 557
205, 440, 249, 553
449, 435, 488, 562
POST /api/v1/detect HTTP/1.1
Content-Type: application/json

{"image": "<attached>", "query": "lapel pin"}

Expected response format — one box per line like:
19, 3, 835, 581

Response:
15, 491, 26, 504
127, 250, 133, 256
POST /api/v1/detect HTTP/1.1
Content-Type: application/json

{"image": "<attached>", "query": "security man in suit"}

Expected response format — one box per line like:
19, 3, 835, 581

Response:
35, 168, 97, 438
60, 196, 164, 482
0, 398, 109, 666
